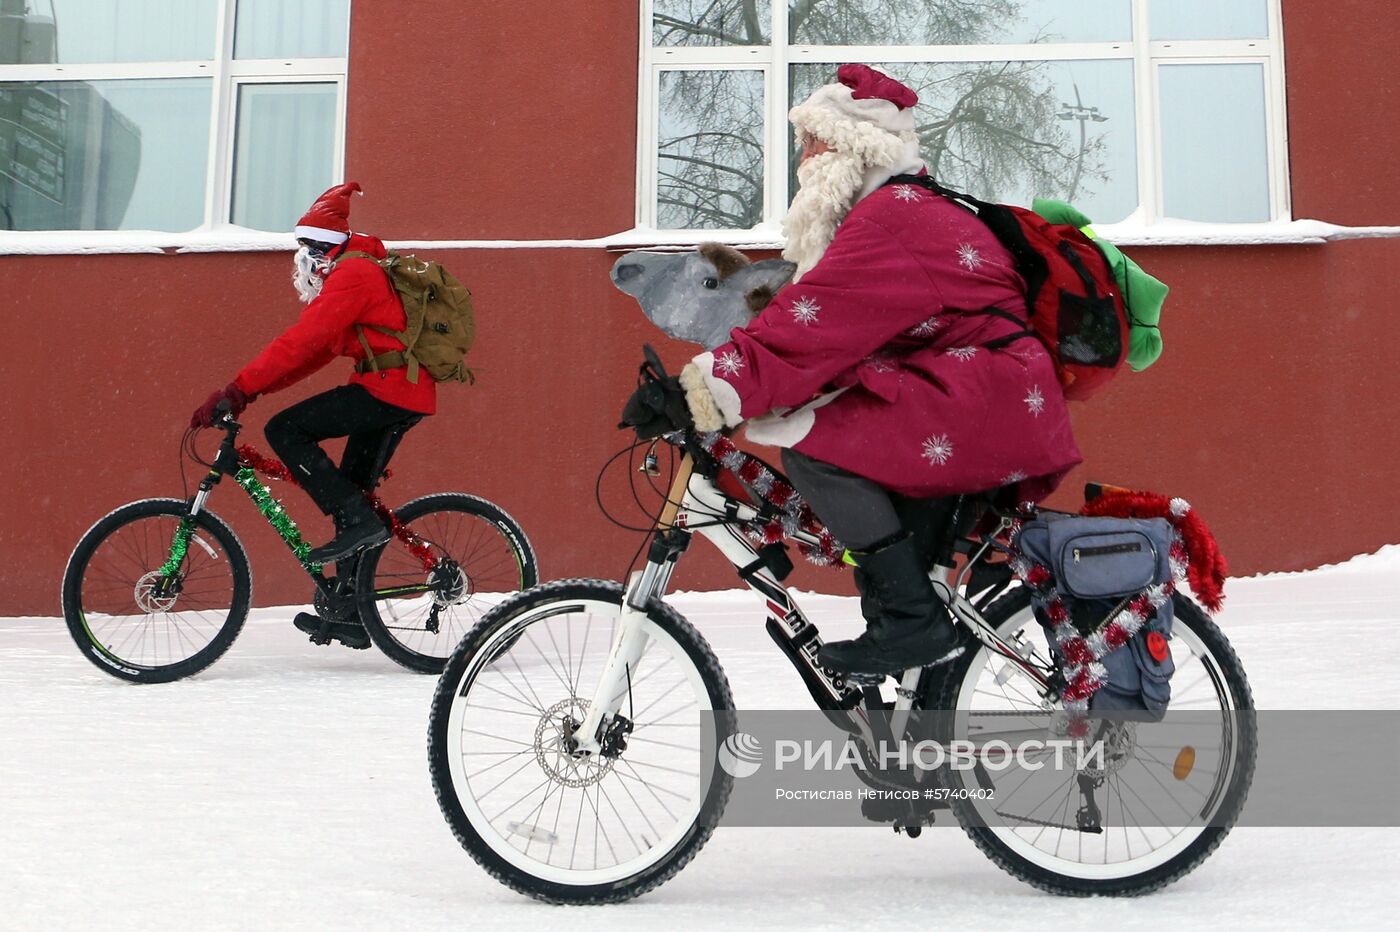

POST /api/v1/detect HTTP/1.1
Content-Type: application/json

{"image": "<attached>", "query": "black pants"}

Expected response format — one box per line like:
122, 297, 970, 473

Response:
264, 384, 423, 515
780, 448, 903, 552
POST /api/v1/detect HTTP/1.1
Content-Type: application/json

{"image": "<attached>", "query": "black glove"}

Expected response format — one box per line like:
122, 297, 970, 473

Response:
619, 376, 692, 440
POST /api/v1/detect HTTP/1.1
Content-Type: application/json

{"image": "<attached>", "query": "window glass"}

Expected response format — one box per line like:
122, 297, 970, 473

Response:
657, 69, 766, 230
791, 0, 1131, 46
653, 0, 771, 47
791, 58, 1138, 223
0, 78, 211, 230
1150, 0, 1269, 41
230, 83, 338, 231
1159, 63, 1269, 222
0, 0, 217, 65
234, 0, 350, 59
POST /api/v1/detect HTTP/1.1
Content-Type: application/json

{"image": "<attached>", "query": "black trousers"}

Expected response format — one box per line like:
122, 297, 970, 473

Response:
780, 448, 903, 552
264, 384, 423, 515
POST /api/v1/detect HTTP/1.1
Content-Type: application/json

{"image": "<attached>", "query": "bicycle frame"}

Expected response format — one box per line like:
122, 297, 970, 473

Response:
155, 418, 446, 605
570, 449, 1058, 758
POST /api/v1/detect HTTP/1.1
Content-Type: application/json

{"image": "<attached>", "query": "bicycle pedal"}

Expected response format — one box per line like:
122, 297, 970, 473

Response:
845, 672, 888, 688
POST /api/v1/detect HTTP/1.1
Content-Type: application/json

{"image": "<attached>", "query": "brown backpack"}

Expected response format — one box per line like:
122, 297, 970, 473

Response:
340, 251, 476, 384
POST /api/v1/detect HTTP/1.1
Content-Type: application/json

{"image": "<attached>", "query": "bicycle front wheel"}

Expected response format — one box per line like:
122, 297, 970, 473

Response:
932, 588, 1257, 896
429, 579, 734, 904
61, 498, 251, 683
356, 493, 537, 673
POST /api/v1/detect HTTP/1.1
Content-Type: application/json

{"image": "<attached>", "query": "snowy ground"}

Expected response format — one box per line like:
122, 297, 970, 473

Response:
4, 550, 1399, 930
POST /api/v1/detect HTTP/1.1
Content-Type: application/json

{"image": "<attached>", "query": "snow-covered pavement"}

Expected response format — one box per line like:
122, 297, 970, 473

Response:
4, 550, 1398, 930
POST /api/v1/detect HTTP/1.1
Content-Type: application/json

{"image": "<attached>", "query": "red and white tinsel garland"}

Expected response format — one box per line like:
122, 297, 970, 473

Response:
236, 444, 440, 573
1008, 491, 1226, 730
696, 431, 845, 566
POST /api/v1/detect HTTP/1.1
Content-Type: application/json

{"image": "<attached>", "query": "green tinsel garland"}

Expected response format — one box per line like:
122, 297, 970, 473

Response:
158, 517, 195, 577
235, 468, 322, 570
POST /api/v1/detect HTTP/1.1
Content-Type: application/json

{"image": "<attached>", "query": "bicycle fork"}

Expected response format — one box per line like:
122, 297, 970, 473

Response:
569, 557, 678, 757
155, 473, 222, 589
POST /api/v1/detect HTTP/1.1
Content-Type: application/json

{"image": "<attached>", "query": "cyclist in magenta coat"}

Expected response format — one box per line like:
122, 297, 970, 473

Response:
678, 65, 1082, 677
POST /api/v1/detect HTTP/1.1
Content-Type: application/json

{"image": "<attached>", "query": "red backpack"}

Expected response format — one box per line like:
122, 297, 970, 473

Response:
890, 175, 1128, 401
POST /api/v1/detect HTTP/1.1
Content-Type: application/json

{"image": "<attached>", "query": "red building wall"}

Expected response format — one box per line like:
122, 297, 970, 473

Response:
1, 2, 1398, 615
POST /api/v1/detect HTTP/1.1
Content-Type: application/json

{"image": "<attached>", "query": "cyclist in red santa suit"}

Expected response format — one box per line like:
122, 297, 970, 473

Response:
676, 65, 1082, 677
190, 182, 435, 576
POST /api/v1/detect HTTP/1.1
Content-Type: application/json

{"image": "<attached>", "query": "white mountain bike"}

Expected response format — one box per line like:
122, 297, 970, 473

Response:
427, 351, 1256, 904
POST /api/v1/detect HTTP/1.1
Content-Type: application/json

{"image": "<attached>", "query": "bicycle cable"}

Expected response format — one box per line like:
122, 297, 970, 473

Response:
593, 437, 665, 535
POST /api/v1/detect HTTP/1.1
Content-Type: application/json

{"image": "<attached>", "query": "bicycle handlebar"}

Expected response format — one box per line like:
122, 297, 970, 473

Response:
203, 397, 240, 434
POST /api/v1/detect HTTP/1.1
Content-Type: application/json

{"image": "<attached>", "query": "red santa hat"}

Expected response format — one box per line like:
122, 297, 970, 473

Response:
294, 181, 362, 244
789, 64, 921, 168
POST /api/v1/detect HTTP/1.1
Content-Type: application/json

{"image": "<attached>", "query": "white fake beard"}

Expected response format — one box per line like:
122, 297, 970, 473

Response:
781, 148, 868, 282
292, 246, 332, 303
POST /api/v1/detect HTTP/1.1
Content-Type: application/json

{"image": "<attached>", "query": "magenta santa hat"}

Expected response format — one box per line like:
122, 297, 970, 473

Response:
788, 64, 921, 166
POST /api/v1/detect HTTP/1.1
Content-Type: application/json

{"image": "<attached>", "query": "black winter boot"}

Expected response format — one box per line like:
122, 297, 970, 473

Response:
306, 494, 389, 565
817, 534, 963, 676
293, 611, 371, 650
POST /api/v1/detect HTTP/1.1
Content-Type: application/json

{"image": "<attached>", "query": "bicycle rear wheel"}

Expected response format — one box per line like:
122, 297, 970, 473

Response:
61, 498, 251, 683
932, 588, 1256, 895
356, 493, 537, 673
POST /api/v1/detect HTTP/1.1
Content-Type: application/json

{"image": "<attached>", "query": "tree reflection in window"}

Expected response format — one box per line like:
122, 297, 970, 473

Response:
652, 1, 1137, 228
657, 70, 765, 230
791, 59, 1124, 216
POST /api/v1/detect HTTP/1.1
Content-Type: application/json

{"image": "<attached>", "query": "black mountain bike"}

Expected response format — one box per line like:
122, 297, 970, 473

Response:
62, 409, 537, 682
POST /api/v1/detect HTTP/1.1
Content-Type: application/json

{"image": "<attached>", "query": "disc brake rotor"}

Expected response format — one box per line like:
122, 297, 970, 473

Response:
134, 570, 179, 613
431, 563, 471, 607
534, 697, 615, 788
1081, 721, 1138, 779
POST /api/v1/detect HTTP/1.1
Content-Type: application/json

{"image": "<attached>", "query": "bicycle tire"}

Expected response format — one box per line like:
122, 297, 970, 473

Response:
932, 587, 1257, 896
61, 498, 252, 684
428, 578, 735, 904
356, 492, 538, 674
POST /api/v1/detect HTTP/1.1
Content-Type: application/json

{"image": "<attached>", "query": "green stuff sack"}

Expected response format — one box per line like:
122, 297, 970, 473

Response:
1031, 199, 1168, 372
343, 251, 476, 384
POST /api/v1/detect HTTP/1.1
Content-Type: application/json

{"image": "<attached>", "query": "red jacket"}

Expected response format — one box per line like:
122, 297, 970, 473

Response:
233, 234, 436, 415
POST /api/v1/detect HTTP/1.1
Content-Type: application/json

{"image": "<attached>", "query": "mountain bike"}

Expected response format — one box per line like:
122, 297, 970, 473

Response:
62, 408, 537, 682
427, 349, 1256, 903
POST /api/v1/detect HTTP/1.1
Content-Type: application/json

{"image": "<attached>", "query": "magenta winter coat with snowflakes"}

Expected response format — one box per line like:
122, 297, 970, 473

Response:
691, 181, 1082, 501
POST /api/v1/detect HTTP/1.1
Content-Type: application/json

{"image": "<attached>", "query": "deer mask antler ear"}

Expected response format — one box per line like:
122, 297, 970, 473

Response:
697, 242, 751, 281
745, 285, 775, 313
738, 258, 797, 314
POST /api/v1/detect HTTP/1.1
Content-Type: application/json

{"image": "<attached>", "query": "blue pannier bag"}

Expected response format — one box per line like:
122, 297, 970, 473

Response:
1017, 515, 1176, 718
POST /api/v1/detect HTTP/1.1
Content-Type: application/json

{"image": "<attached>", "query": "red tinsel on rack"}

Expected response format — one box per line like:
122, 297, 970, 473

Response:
1006, 488, 1228, 734
1080, 490, 1227, 613
235, 444, 438, 573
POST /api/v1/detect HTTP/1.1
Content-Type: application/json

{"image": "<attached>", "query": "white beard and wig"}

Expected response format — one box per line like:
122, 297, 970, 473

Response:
782, 81, 926, 281
782, 150, 869, 282
292, 245, 333, 303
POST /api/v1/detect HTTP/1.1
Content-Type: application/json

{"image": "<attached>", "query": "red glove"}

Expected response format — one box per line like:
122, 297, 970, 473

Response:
190, 383, 253, 428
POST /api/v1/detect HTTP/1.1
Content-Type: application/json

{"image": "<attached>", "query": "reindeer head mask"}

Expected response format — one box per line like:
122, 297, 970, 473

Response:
610, 243, 796, 350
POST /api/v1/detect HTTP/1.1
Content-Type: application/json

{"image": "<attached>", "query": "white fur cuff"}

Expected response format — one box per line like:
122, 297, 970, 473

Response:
680, 362, 726, 432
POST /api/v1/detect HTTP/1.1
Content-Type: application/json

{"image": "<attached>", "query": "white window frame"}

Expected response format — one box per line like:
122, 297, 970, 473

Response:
0, 0, 349, 234
636, 0, 1290, 236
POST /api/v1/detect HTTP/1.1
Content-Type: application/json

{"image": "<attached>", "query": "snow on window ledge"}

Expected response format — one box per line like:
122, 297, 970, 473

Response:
3, 219, 1400, 256
0, 228, 297, 256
